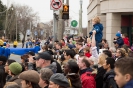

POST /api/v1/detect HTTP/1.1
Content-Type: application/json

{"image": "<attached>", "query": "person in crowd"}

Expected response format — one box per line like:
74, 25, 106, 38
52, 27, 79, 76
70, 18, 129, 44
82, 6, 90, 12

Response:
114, 57, 133, 88
8, 62, 22, 86
39, 68, 53, 88
47, 44, 54, 55
60, 39, 65, 47
67, 39, 75, 49
113, 32, 124, 48
78, 56, 96, 88
0, 39, 4, 47
22, 39, 25, 48
27, 52, 36, 70
103, 57, 118, 88
109, 47, 116, 58
103, 50, 112, 57
29, 40, 33, 48
115, 48, 128, 61
35, 52, 57, 73
83, 46, 91, 58
38, 45, 48, 53
89, 16, 103, 52
19, 70, 40, 88
4, 82, 20, 88
0, 69, 6, 88
20, 54, 29, 66
49, 73, 70, 88
76, 42, 84, 54
4, 59, 16, 81
55, 42, 62, 51
26, 40, 29, 48
102, 39, 109, 49
86, 37, 91, 47
95, 53, 107, 88
0, 56, 7, 70
13, 40, 18, 48
63, 59, 82, 88
62, 49, 75, 66
122, 33, 130, 47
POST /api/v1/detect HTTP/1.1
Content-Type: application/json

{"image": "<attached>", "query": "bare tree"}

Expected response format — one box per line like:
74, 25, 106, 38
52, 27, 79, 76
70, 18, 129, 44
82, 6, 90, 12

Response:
14, 4, 39, 41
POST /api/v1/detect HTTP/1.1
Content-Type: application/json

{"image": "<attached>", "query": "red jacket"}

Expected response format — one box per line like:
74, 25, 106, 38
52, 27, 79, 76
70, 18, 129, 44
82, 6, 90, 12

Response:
85, 53, 91, 58
81, 72, 96, 88
123, 37, 130, 46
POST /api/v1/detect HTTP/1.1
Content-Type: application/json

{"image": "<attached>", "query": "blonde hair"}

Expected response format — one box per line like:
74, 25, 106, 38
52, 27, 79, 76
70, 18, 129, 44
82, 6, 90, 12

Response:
87, 38, 91, 44
92, 16, 100, 23
98, 53, 108, 66
117, 48, 128, 57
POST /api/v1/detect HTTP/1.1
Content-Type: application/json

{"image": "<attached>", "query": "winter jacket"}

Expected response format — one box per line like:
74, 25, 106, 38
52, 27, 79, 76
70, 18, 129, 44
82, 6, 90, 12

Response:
123, 37, 130, 46
8, 75, 22, 86
85, 52, 91, 58
67, 73, 82, 88
89, 23, 103, 43
80, 68, 96, 88
116, 37, 124, 48
103, 69, 118, 88
95, 66, 106, 88
123, 80, 133, 88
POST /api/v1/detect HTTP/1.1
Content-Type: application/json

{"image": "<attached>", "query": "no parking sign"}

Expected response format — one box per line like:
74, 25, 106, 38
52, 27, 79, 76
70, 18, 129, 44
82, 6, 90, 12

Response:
50, 0, 63, 10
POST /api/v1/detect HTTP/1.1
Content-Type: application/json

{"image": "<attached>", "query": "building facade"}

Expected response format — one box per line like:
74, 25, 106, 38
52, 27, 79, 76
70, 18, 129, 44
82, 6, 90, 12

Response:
87, 0, 133, 46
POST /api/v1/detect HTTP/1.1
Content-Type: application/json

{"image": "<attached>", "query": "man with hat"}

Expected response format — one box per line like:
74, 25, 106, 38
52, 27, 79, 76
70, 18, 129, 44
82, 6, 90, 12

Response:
19, 70, 40, 88
8, 62, 22, 86
49, 73, 70, 88
35, 52, 57, 73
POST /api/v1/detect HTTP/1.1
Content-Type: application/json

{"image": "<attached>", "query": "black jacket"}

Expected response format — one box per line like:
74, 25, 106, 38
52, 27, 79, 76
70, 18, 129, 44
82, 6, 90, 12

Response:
67, 73, 82, 88
95, 66, 106, 88
103, 69, 118, 88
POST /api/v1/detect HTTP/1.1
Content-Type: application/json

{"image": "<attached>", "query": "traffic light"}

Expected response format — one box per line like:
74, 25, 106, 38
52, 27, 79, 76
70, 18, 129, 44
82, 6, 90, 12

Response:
62, 5, 69, 20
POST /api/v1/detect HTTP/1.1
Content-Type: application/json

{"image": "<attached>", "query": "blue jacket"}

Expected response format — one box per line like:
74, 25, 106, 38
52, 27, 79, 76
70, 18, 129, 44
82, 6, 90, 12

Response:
123, 80, 133, 88
89, 23, 103, 43
116, 37, 124, 47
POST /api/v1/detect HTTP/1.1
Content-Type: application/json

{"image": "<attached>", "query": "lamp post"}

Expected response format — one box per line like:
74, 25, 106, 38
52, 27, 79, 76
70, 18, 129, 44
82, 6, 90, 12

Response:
79, 0, 83, 36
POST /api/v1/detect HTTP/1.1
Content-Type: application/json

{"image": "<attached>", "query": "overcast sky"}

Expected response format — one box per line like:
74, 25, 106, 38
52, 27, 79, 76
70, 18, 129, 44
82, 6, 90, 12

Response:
1, 0, 89, 27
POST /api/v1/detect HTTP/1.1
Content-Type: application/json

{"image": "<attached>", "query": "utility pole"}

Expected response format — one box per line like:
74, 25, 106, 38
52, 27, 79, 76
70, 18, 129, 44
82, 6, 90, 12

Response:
16, 14, 17, 40
79, 0, 83, 36
57, 0, 65, 41
52, 10, 56, 44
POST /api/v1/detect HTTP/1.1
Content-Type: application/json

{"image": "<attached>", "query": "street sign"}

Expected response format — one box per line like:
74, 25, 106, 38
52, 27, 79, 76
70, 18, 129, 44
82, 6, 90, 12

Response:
71, 20, 78, 27
50, 0, 63, 10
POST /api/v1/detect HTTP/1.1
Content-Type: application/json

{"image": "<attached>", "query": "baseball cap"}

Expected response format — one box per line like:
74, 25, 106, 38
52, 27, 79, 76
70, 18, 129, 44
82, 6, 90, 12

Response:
35, 52, 52, 60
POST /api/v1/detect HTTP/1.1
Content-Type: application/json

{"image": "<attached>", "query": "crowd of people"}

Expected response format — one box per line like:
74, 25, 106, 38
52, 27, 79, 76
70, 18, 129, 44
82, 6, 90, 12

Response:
0, 16, 133, 88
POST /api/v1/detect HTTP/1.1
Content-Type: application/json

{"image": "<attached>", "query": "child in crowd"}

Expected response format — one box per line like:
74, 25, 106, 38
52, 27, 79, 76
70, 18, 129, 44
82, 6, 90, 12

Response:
83, 47, 91, 58
114, 57, 133, 88
114, 32, 124, 48
122, 33, 130, 47
89, 16, 103, 51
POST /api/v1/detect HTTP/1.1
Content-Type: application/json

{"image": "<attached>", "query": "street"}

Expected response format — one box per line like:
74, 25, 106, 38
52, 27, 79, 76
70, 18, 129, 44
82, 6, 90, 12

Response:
9, 43, 23, 63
